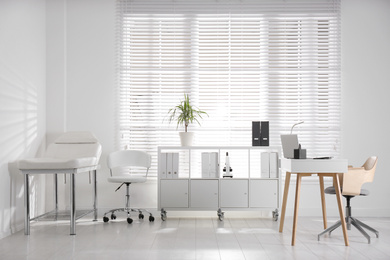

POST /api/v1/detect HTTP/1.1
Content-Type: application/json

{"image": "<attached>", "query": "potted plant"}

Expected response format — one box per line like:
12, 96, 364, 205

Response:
168, 94, 208, 146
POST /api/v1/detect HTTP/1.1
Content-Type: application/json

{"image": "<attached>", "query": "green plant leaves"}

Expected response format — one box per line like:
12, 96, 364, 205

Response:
168, 94, 208, 132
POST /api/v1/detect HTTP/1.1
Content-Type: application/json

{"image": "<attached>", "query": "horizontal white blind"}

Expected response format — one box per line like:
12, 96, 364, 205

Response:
117, 0, 341, 176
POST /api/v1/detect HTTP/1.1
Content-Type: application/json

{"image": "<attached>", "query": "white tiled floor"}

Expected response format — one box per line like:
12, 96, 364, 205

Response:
1, 214, 389, 260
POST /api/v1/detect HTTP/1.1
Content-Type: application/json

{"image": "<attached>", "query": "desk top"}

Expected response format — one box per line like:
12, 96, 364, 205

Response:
281, 158, 348, 173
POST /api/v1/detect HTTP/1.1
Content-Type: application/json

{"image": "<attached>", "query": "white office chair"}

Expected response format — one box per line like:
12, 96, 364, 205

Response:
103, 150, 155, 224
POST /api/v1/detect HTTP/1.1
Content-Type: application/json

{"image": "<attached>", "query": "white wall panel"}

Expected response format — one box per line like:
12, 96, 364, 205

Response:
0, 0, 46, 238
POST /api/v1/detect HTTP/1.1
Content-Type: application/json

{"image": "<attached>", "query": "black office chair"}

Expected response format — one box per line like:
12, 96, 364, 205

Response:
318, 156, 379, 243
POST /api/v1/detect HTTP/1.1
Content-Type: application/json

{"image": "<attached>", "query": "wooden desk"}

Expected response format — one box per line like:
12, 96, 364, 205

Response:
279, 158, 349, 246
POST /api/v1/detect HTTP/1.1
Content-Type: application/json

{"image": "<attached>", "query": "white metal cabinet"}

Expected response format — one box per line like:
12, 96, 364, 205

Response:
158, 146, 280, 221
160, 179, 188, 208
220, 179, 249, 208
250, 179, 278, 208
190, 180, 218, 208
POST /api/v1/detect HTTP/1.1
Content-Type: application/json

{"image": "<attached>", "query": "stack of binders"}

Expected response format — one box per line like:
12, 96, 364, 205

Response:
160, 152, 179, 178
261, 152, 278, 178
201, 152, 219, 178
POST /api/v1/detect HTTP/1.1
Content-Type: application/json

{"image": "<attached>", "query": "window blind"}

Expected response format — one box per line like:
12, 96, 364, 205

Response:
117, 0, 341, 176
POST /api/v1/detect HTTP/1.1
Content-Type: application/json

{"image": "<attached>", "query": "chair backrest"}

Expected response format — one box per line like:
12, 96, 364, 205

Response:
362, 156, 378, 183
107, 150, 151, 176
45, 131, 102, 164
341, 156, 378, 196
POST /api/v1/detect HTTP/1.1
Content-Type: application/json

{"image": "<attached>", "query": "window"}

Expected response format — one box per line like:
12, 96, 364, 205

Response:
117, 0, 341, 176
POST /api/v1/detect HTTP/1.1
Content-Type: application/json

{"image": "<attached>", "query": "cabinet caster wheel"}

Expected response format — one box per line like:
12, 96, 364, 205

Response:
272, 210, 279, 221
111, 214, 116, 220
127, 218, 133, 224
149, 216, 155, 222
103, 216, 109, 223
139, 213, 144, 219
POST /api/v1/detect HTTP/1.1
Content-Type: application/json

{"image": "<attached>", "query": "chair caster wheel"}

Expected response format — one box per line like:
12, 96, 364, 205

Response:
149, 216, 155, 222
103, 216, 109, 223
127, 217, 133, 224
111, 214, 116, 220
217, 209, 224, 221
139, 213, 144, 219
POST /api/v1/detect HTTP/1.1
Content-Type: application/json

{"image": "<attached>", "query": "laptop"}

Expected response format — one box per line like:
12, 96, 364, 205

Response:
280, 134, 333, 159
280, 134, 299, 159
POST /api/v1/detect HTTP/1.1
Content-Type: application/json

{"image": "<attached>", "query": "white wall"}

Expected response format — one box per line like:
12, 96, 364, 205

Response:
340, 0, 390, 216
2, 0, 389, 239
0, 0, 47, 239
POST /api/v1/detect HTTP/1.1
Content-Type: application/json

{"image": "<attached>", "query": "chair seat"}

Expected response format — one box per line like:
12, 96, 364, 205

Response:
107, 175, 147, 184
324, 186, 369, 196
18, 157, 98, 170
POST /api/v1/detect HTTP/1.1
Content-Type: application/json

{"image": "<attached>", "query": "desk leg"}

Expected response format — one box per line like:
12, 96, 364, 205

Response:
292, 173, 302, 246
279, 172, 291, 233
24, 173, 30, 235
319, 176, 327, 229
70, 173, 76, 235
93, 170, 98, 221
334, 174, 349, 246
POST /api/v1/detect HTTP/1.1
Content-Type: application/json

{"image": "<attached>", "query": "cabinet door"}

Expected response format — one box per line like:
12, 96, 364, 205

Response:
250, 180, 278, 208
160, 180, 188, 208
220, 179, 249, 207
190, 180, 218, 208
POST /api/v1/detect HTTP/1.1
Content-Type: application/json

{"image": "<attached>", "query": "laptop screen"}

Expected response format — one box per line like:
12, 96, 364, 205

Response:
281, 134, 299, 159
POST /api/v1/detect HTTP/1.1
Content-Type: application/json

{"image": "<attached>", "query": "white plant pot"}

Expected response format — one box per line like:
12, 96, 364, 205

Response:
179, 132, 194, 146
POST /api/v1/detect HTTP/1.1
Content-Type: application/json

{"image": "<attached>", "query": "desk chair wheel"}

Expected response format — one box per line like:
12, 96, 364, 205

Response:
103, 216, 109, 223
217, 208, 225, 221
111, 213, 117, 220
149, 216, 155, 222
139, 213, 144, 219
127, 217, 133, 224
161, 209, 167, 221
